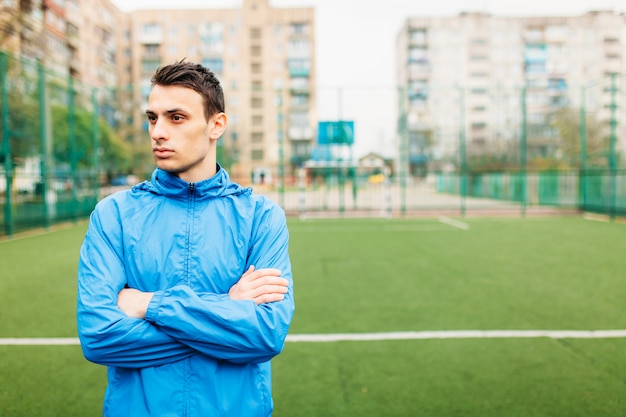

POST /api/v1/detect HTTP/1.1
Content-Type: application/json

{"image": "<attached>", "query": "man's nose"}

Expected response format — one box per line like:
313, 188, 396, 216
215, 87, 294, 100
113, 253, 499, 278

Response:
151, 119, 168, 142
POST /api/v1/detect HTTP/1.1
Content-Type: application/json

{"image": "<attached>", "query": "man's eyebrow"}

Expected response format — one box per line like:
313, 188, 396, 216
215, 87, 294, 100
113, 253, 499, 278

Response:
145, 108, 187, 116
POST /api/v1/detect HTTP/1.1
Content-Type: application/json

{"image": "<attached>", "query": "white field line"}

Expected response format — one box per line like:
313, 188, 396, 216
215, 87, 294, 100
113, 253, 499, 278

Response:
438, 216, 470, 230
286, 330, 626, 342
3, 330, 626, 346
291, 225, 454, 233
0, 338, 80, 345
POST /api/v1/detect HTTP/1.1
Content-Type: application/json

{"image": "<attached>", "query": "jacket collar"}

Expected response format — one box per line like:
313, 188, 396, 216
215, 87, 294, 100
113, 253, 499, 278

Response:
136, 164, 250, 201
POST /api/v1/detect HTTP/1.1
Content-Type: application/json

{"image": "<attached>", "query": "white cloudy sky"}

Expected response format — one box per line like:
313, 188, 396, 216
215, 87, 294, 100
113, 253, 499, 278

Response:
113, 0, 626, 157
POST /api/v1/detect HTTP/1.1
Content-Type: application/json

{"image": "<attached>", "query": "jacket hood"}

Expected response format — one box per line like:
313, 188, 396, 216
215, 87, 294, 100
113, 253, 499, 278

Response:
134, 165, 251, 201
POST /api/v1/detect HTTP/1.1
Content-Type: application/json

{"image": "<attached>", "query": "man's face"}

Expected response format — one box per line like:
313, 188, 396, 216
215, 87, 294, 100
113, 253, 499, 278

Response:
146, 84, 223, 183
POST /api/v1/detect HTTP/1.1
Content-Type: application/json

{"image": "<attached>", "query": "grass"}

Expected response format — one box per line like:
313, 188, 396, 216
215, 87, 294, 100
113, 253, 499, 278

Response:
1, 217, 625, 416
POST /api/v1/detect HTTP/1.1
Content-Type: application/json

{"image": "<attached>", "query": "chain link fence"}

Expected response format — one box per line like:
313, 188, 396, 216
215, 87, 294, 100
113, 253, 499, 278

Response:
2, 51, 625, 237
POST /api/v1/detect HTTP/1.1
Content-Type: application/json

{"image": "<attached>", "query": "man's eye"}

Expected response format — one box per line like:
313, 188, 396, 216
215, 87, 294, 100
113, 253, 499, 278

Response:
172, 115, 183, 121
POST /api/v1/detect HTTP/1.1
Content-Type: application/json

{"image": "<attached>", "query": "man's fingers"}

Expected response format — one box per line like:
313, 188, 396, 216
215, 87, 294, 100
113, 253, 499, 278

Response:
248, 276, 288, 289
229, 267, 289, 303
252, 284, 289, 297
240, 268, 281, 282
253, 292, 286, 305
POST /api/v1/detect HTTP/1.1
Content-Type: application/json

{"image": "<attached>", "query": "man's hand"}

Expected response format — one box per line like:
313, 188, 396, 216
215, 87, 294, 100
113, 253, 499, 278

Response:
117, 288, 154, 318
229, 266, 289, 305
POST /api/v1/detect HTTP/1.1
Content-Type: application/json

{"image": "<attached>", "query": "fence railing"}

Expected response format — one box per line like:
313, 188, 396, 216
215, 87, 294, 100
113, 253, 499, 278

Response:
2, 49, 626, 237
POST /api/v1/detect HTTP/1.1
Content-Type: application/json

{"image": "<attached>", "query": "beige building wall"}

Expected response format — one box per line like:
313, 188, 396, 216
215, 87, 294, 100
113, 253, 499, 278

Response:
397, 10, 626, 168
125, 0, 316, 184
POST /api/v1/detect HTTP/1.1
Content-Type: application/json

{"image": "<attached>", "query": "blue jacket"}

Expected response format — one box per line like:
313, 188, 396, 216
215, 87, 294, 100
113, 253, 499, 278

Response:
77, 166, 294, 417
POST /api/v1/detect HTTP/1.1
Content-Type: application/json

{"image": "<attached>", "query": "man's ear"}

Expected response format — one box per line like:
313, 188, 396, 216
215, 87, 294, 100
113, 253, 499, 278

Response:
209, 112, 227, 141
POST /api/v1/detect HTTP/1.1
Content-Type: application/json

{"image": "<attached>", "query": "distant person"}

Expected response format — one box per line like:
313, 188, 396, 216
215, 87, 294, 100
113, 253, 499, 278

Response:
76, 60, 294, 417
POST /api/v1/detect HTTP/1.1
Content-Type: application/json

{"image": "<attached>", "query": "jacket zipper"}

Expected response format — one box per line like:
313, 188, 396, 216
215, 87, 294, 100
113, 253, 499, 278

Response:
184, 181, 194, 417
186, 182, 195, 285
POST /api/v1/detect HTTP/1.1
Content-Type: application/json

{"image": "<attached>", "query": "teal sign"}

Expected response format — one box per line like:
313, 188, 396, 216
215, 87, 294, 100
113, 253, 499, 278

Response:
318, 121, 354, 145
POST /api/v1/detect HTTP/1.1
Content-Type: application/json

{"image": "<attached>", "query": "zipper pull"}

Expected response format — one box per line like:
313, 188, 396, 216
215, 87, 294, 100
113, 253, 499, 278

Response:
189, 183, 195, 194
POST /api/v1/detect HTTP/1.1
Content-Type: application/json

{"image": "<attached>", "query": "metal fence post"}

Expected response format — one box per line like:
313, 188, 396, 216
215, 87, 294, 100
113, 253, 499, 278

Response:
608, 73, 618, 221
298, 167, 306, 220
91, 88, 100, 198
1, 52, 13, 236
579, 85, 587, 208
277, 89, 285, 208
398, 86, 407, 216
520, 85, 527, 217
458, 86, 467, 217
68, 76, 78, 221
38, 61, 51, 229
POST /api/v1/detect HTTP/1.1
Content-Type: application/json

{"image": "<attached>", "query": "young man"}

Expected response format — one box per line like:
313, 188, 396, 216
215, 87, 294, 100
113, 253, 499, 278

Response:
77, 61, 294, 417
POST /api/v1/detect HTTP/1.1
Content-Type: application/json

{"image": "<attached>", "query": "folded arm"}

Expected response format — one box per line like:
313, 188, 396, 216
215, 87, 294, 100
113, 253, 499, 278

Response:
77, 206, 196, 368
143, 205, 295, 364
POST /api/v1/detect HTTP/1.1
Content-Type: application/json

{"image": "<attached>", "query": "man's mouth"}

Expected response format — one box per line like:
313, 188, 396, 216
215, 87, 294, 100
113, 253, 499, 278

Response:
153, 148, 174, 158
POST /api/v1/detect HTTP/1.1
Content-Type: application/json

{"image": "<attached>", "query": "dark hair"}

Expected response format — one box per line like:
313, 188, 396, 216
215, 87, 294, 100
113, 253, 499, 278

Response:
151, 59, 224, 120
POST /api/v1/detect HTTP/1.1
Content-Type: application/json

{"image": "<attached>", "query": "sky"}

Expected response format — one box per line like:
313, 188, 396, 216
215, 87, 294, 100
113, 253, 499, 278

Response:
112, 0, 626, 158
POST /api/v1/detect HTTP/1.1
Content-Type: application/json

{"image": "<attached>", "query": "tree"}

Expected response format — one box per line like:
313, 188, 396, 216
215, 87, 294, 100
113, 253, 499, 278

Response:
51, 105, 131, 173
551, 107, 608, 168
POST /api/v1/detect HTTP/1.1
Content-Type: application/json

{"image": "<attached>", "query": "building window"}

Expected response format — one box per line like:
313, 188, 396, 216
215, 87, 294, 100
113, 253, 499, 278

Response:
251, 132, 264, 142
470, 38, 488, 46
409, 28, 427, 44
287, 58, 310, 76
251, 97, 263, 108
408, 46, 427, 64
141, 60, 161, 74
290, 22, 309, 36
202, 58, 223, 74
288, 39, 310, 57
252, 150, 264, 160
291, 94, 308, 107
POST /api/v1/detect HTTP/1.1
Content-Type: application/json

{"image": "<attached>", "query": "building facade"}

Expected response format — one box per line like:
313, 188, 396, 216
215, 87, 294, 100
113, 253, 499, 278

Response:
0, 0, 119, 86
123, 0, 316, 184
2, 0, 315, 185
396, 11, 626, 174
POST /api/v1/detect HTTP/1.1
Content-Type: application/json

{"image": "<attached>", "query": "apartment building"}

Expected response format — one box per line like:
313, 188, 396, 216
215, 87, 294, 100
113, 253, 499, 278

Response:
1, 0, 315, 184
0, 0, 44, 59
0, 0, 118, 85
396, 10, 626, 173
124, 0, 316, 184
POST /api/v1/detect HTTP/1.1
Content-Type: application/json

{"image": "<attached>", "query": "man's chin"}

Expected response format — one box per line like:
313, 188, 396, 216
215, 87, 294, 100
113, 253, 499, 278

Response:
155, 161, 182, 174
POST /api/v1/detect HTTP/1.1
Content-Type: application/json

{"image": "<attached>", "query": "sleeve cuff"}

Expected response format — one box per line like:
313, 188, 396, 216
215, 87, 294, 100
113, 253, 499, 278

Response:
145, 290, 165, 323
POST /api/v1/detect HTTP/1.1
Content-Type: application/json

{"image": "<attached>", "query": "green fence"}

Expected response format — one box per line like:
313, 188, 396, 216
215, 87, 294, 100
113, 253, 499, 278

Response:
0, 51, 129, 236
2, 51, 626, 237
436, 170, 626, 216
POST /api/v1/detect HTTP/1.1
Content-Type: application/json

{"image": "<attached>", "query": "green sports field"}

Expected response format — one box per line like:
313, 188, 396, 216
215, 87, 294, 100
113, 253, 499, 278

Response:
1, 217, 625, 416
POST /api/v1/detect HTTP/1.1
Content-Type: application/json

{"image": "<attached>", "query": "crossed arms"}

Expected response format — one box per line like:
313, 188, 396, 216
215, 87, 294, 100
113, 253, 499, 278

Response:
77, 200, 294, 369
118, 266, 289, 318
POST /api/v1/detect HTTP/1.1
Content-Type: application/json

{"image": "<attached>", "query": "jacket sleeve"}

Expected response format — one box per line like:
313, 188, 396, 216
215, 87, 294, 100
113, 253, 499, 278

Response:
144, 203, 295, 365
77, 201, 196, 368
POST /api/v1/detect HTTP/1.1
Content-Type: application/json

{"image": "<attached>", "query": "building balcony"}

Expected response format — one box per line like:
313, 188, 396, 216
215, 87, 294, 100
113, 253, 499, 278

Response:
289, 102, 309, 112
289, 67, 310, 77
290, 85, 310, 94
67, 33, 79, 49
290, 154, 309, 166
139, 32, 163, 44
69, 56, 80, 72
288, 126, 313, 141
142, 52, 162, 61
